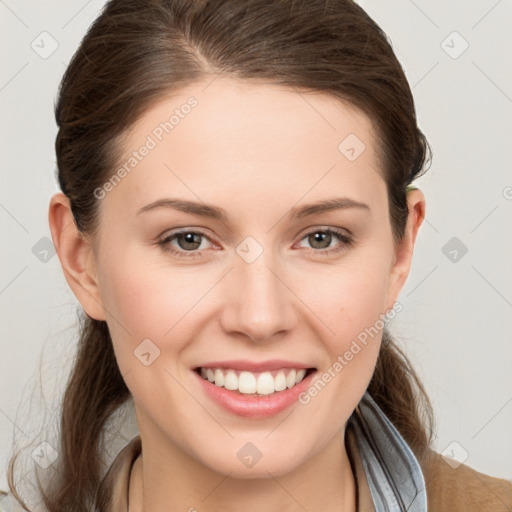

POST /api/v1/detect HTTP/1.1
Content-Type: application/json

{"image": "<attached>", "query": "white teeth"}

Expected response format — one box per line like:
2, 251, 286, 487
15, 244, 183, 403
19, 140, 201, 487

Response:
238, 371, 256, 393
295, 368, 306, 384
198, 367, 311, 395
274, 371, 287, 391
286, 369, 296, 389
224, 370, 238, 391
256, 372, 275, 395
214, 369, 224, 387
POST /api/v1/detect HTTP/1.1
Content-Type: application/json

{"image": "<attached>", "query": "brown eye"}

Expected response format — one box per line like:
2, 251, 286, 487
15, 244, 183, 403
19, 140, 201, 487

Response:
175, 232, 203, 251
297, 228, 354, 256
307, 231, 333, 250
158, 229, 214, 259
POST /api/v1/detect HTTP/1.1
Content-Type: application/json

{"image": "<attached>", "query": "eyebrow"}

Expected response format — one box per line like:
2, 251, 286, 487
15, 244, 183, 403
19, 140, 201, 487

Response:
136, 196, 370, 221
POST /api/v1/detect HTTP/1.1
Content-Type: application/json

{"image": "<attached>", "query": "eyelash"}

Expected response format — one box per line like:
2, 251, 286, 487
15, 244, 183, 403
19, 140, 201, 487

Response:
157, 228, 354, 259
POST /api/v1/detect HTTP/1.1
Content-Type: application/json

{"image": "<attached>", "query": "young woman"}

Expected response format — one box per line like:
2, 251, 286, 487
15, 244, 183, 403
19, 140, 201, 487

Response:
6, 0, 512, 511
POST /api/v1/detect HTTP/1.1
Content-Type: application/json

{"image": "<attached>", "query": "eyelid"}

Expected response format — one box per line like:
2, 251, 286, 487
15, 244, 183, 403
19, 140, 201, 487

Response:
297, 225, 353, 240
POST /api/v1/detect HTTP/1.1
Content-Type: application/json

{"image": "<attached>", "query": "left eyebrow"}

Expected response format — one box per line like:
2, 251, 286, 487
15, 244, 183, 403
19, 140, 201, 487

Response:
287, 197, 371, 220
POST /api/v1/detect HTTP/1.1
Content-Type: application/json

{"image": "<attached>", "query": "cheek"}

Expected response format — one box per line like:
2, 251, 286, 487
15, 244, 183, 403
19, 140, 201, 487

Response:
292, 262, 389, 441
298, 255, 392, 341
295, 257, 391, 413
97, 259, 204, 414
96, 252, 200, 370
295, 250, 393, 403
99, 238, 210, 323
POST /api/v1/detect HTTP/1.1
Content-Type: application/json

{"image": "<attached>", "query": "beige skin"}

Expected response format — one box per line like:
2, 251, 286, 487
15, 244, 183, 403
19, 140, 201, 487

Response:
49, 77, 425, 512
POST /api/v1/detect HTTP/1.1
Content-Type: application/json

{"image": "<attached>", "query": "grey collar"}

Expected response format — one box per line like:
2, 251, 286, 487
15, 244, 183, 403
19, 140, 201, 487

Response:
348, 392, 427, 512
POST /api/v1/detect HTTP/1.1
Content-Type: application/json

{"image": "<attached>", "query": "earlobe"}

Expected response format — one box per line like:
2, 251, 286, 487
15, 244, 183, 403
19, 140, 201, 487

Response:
48, 192, 106, 320
385, 188, 426, 311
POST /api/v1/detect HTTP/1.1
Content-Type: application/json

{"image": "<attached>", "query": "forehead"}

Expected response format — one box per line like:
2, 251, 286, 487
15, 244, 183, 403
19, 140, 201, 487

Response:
124, 76, 378, 154
103, 77, 385, 220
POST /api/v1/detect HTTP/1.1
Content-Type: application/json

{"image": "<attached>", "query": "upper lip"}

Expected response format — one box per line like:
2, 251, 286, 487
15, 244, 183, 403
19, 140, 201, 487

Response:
194, 359, 316, 373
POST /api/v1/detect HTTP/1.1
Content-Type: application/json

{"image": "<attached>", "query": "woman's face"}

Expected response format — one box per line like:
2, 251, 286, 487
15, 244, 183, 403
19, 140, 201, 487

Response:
67, 77, 421, 478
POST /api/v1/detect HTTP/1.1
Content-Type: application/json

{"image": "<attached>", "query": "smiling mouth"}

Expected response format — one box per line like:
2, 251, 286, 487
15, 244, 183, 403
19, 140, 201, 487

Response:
193, 367, 317, 396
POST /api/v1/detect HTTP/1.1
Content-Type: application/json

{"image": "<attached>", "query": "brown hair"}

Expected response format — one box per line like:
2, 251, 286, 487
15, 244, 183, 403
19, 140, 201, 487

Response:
8, 0, 434, 510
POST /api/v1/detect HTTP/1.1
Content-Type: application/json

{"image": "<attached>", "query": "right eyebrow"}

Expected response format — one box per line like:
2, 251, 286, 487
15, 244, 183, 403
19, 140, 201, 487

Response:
137, 198, 228, 221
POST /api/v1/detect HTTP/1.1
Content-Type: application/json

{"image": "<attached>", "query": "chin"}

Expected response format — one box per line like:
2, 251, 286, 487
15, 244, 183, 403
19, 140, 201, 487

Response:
199, 444, 305, 480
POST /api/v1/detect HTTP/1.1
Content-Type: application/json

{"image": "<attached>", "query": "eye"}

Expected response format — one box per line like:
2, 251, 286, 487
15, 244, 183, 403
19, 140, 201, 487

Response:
295, 228, 354, 256
157, 227, 354, 259
157, 229, 215, 259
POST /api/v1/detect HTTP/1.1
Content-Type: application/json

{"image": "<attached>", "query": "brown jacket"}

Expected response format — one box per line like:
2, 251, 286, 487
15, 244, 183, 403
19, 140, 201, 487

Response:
104, 434, 512, 511
420, 448, 512, 512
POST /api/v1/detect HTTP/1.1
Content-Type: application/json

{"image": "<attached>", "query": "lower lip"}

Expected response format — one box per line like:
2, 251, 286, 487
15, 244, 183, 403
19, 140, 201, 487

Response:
193, 369, 317, 419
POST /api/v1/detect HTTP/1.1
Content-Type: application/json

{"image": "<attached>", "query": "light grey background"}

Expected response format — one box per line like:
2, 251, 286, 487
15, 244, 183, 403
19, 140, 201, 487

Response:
1, 0, 511, 496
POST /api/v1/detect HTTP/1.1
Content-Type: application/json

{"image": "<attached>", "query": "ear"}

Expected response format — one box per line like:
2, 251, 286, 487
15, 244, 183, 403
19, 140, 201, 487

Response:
48, 192, 106, 320
385, 188, 426, 311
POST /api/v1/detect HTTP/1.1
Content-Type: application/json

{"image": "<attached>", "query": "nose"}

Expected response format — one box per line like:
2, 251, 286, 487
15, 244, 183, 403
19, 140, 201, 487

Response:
219, 244, 297, 344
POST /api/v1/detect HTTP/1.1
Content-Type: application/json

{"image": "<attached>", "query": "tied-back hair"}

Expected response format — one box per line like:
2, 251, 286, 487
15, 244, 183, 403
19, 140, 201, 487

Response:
8, 1, 434, 510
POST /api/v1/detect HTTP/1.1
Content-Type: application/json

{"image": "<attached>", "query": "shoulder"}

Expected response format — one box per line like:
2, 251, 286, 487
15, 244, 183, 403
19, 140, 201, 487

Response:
420, 449, 512, 512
